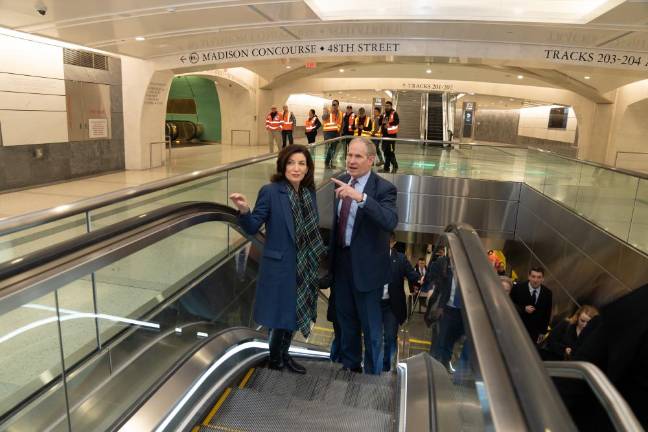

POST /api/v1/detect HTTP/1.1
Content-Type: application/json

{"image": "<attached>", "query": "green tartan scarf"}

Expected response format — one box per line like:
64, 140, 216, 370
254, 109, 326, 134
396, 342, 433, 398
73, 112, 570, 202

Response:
287, 183, 326, 338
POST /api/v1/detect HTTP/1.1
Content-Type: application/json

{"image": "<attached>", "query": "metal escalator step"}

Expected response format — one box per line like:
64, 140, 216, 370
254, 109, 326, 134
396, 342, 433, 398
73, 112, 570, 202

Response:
211, 387, 395, 432
245, 366, 395, 414
296, 359, 396, 388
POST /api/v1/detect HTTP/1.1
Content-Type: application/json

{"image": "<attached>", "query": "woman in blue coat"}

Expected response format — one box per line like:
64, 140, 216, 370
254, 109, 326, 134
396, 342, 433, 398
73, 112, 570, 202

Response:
229, 145, 325, 374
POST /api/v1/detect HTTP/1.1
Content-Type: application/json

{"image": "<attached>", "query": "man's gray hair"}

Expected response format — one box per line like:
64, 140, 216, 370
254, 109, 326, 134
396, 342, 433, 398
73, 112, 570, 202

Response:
349, 137, 376, 157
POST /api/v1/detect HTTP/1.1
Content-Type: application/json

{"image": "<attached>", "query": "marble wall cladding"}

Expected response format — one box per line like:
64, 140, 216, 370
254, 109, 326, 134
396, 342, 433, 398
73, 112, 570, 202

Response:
474, 108, 520, 144
0, 56, 125, 192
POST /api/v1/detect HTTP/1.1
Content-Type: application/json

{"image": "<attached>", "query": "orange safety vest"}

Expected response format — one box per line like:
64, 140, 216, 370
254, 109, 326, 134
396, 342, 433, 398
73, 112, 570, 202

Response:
323, 111, 341, 132
385, 110, 399, 135
354, 116, 372, 136
265, 112, 282, 131
305, 116, 318, 132
281, 111, 294, 131
345, 113, 356, 133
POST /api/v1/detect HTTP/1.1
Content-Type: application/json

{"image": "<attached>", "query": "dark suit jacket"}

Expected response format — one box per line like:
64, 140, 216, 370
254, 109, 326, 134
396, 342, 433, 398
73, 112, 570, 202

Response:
387, 249, 420, 324
329, 171, 398, 293
239, 181, 318, 331
423, 256, 453, 308
510, 281, 553, 341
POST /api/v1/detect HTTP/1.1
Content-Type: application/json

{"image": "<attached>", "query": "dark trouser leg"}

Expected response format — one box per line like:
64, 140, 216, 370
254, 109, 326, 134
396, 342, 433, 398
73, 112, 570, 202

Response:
306, 132, 316, 144
282, 330, 306, 374
430, 306, 464, 369
390, 135, 398, 171
330, 318, 342, 363
281, 130, 288, 148
287, 131, 294, 145
354, 287, 384, 375
373, 139, 384, 164
381, 300, 399, 372
382, 141, 392, 172
324, 132, 338, 167
334, 248, 363, 371
268, 328, 286, 369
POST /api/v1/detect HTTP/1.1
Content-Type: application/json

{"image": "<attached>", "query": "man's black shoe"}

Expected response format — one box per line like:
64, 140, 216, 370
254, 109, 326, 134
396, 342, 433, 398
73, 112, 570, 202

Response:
340, 366, 363, 373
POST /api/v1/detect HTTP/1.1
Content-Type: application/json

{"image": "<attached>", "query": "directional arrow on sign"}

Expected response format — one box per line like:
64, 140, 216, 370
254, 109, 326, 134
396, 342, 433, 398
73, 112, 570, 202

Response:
180, 56, 186, 63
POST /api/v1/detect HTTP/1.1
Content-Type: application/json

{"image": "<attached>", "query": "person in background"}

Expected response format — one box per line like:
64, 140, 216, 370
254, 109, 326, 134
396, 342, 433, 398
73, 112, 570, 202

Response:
487, 250, 501, 268
541, 305, 599, 361
371, 106, 385, 167
328, 137, 398, 375
265, 105, 282, 152
305, 109, 321, 144
510, 267, 553, 344
281, 105, 296, 148
381, 101, 400, 173
341, 105, 356, 156
229, 145, 326, 374
323, 100, 342, 169
353, 107, 373, 138
413, 257, 428, 313
382, 232, 420, 371
496, 261, 507, 276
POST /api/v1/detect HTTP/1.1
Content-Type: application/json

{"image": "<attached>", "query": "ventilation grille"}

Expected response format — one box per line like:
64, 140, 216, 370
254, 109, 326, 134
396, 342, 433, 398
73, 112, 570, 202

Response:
63, 48, 109, 71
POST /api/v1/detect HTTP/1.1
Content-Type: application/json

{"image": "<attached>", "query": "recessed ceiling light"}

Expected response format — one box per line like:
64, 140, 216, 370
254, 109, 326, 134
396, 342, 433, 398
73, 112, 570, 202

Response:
517, 75, 524, 79
135, 36, 146, 41
285, 65, 291, 69
166, 7, 176, 13
339, 68, 345, 73
426, 69, 432, 74
584, 76, 591, 80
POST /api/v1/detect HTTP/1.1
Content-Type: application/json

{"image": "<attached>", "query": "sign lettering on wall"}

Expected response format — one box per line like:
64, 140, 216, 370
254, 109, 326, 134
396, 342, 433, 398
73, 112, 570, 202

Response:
144, 82, 167, 105
88, 118, 108, 139
541, 47, 648, 70
401, 81, 454, 91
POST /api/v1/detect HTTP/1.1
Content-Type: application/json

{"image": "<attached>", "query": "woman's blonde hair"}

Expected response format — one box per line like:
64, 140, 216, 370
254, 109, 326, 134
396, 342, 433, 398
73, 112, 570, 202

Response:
567, 305, 599, 325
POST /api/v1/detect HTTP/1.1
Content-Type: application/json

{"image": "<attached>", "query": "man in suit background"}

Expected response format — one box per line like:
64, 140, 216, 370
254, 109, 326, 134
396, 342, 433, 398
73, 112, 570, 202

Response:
510, 267, 553, 344
382, 232, 420, 372
412, 257, 427, 313
328, 137, 398, 375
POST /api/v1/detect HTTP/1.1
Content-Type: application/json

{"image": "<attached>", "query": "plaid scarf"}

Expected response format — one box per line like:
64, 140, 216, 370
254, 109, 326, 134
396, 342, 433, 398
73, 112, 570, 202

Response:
287, 183, 326, 338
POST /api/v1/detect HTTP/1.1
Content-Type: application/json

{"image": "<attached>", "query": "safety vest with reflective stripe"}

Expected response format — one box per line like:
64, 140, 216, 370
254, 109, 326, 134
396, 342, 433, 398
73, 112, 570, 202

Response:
266, 112, 282, 131
385, 110, 399, 135
281, 111, 294, 131
372, 115, 383, 137
345, 113, 356, 133
354, 116, 373, 136
305, 116, 318, 132
323, 111, 341, 132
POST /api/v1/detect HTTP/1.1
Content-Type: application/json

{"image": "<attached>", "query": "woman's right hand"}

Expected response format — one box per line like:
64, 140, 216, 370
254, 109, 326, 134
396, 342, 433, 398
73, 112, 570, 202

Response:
229, 193, 250, 214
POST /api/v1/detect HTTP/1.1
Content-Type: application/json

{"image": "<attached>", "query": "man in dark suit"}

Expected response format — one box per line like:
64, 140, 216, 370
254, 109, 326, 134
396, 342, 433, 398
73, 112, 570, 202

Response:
328, 137, 398, 375
382, 232, 420, 372
412, 257, 427, 312
510, 267, 553, 344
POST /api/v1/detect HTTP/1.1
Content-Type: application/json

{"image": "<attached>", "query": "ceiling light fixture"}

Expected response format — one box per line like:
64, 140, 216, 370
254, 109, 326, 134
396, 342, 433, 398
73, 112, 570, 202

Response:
517, 75, 524, 79
339, 68, 345, 73
135, 36, 146, 41
285, 65, 291, 69
426, 69, 432, 74
584, 76, 591, 80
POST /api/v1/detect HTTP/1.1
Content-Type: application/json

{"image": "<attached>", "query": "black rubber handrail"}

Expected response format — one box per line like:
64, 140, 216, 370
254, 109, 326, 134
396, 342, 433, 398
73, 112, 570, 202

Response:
447, 223, 576, 432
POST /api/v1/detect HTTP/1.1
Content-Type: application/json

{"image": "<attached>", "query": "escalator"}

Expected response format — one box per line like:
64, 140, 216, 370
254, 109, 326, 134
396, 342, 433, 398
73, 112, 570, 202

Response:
0, 201, 642, 432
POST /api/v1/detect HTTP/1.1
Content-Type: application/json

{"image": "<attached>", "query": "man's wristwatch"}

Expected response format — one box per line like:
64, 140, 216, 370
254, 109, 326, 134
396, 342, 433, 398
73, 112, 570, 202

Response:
357, 193, 367, 204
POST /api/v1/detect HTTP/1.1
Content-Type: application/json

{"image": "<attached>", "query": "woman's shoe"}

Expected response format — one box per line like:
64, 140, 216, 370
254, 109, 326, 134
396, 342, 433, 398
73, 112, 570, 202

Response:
284, 355, 306, 374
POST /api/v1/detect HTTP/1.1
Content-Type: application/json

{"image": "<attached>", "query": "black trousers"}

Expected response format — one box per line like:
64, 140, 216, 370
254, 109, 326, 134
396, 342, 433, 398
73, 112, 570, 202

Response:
281, 130, 294, 147
382, 134, 398, 172
306, 131, 317, 144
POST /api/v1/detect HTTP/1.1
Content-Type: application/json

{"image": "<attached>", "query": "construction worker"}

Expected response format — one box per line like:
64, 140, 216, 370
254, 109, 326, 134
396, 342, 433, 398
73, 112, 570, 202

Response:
381, 101, 400, 173
371, 106, 385, 166
281, 105, 296, 148
265, 105, 282, 152
341, 105, 356, 156
353, 107, 373, 137
305, 109, 321, 144
323, 100, 342, 169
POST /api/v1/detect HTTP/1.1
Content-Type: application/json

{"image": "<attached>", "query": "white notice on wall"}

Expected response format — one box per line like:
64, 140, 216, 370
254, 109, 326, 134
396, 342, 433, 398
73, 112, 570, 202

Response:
88, 118, 108, 139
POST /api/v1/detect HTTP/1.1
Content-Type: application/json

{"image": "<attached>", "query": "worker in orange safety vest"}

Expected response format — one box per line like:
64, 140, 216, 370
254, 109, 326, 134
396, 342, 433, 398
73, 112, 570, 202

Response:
281, 105, 296, 148
323, 100, 342, 169
380, 101, 400, 173
265, 105, 282, 152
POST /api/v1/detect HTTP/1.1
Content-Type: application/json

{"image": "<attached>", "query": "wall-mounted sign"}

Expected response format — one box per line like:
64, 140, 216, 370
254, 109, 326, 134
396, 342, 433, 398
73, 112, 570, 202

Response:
400, 81, 455, 91
305, 61, 317, 69
88, 118, 108, 139
144, 82, 167, 105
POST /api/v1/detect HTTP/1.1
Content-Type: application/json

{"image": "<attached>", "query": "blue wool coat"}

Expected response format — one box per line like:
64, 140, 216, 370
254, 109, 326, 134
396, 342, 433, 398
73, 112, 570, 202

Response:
238, 181, 318, 331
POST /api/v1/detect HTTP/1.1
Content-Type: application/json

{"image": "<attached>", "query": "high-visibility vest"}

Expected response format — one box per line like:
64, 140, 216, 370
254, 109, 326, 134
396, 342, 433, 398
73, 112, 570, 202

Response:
354, 116, 372, 136
281, 111, 294, 131
385, 110, 399, 135
345, 113, 356, 133
305, 116, 318, 132
323, 111, 341, 132
265, 112, 281, 131
372, 115, 383, 137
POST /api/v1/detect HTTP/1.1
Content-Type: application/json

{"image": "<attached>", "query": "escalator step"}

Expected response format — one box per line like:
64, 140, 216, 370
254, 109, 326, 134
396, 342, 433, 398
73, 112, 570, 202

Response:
211, 387, 395, 432
294, 359, 396, 388
246, 367, 395, 413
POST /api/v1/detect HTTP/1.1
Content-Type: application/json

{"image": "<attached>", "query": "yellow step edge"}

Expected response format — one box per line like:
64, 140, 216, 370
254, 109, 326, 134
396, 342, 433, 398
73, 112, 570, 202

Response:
312, 326, 334, 333
408, 338, 432, 346
203, 424, 247, 432
202, 387, 232, 425
239, 368, 255, 389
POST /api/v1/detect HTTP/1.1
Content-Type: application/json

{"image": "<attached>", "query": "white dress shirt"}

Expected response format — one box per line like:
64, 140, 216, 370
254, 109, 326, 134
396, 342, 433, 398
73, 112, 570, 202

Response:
337, 170, 370, 247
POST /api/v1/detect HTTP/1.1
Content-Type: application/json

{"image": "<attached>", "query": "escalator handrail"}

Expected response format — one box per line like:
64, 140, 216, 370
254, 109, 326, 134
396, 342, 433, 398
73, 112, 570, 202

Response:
446, 223, 577, 432
544, 361, 644, 432
0, 201, 262, 315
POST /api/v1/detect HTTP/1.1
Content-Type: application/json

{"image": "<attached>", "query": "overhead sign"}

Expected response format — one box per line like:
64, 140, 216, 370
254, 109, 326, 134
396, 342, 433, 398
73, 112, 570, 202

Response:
401, 81, 454, 91
157, 38, 648, 73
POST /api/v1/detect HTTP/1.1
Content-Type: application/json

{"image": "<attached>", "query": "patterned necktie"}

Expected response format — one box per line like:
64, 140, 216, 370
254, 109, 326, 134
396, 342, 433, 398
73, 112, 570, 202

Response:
337, 178, 358, 246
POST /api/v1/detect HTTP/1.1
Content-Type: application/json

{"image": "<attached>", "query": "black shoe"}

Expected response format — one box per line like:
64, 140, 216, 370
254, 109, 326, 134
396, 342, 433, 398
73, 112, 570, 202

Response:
268, 357, 285, 370
340, 366, 363, 373
284, 355, 307, 374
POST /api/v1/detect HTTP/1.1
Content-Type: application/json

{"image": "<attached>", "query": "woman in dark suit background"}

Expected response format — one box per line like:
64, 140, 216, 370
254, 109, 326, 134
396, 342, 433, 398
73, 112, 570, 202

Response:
541, 305, 599, 361
229, 145, 325, 374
